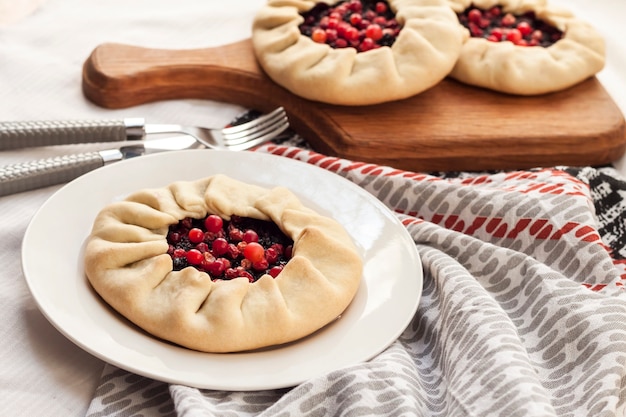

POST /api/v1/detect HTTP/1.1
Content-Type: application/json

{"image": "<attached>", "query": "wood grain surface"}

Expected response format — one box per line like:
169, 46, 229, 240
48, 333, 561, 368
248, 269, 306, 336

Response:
82, 38, 626, 172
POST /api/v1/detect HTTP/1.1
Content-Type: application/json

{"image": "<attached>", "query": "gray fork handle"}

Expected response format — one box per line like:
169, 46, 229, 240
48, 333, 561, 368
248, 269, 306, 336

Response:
0, 118, 145, 150
0, 151, 123, 196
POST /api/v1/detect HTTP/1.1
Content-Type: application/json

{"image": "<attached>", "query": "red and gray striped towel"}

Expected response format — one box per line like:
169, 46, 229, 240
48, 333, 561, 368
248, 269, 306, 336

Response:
87, 143, 626, 417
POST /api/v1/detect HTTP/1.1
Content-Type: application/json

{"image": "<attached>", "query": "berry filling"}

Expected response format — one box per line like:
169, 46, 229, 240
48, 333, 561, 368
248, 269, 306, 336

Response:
299, 0, 401, 52
456, 5, 563, 47
167, 215, 293, 282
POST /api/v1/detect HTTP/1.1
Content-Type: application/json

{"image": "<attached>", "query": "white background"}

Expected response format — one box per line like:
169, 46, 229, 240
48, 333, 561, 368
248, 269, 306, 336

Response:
0, 0, 624, 415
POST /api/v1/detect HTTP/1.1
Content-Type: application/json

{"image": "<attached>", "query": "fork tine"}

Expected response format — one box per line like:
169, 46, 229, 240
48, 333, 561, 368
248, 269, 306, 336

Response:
222, 110, 287, 143
221, 107, 287, 136
222, 114, 289, 146
225, 119, 290, 151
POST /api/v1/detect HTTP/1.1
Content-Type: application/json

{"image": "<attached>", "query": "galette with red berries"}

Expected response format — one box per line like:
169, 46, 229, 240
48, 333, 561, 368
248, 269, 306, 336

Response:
84, 175, 363, 353
252, 0, 464, 105
448, 0, 605, 95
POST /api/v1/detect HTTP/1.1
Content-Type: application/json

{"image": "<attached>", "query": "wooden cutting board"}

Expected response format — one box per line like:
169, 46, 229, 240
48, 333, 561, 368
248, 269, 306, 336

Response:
82, 38, 626, 172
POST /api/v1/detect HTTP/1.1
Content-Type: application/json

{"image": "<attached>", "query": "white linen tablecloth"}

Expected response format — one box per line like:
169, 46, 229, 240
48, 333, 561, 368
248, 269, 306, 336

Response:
1, 0, 625, 416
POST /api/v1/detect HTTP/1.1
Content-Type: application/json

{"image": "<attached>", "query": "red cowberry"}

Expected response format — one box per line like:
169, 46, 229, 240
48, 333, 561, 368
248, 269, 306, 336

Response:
265, 247, 280, 264
348, 0, 362, 12
360, 37, 376, 52
344, 26, 359, 41
212, 238, 229, 256
200, 258, 212, 271
243, 229, 259, 243
469, 22, 483, 37
365, 23, 383, 41
206, 258, 226, 276
326, 28, 338, 42
375, 1, 387, 14
468, 8, 482, 24
229, 227, 244, 242
186, 249, 203, 265
219, 257, 231, 270
334, 38, 348, 48
501, 13, 516, 26
270, 243, 284, 254
188, 227, 204, 244
243, 242, 265, 263
491, 27, 503, 41
311, 28, 327, 43
252, 258, 270, 271
268, 266, 284, 278
327, 17, 340, 29
487, 6, 501, 17
358, 19, 371, 30
336, 21, 349, 37
225, 268, 239, 279
227, 243, 240, 259
204, 215, 223, 233
516, 21, 532, 36
372, 16, 387, 26
168, 231, 181, 244
350, 13, 362, 26
506, 28, 522, 43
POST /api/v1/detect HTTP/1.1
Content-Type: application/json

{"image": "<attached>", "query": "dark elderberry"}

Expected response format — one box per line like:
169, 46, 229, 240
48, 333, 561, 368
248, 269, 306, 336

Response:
172, 257, 189, 270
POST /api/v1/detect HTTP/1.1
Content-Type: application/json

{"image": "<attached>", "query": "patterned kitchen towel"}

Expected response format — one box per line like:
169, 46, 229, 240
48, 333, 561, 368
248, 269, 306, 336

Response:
86, 144, 626, 417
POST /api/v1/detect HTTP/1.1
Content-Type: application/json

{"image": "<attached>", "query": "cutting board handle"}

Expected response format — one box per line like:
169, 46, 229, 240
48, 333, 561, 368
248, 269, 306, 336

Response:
82, 38, 292, 112
82, 38, 341, 153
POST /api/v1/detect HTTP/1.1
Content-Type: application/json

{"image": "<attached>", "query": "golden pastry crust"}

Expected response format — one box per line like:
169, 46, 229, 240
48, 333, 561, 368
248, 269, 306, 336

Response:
84, 175, 363, 353
252, 0, 464, 105
448, 0, 605, 95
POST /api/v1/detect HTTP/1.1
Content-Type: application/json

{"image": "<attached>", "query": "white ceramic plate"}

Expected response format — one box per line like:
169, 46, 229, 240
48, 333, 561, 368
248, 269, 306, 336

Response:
22, 150, 422, 391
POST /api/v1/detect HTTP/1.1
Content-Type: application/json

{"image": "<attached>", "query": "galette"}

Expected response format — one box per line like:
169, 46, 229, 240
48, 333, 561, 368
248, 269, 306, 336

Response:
252, 0, 464, 105
84, 174, 363, 353
448, 0, 605, 95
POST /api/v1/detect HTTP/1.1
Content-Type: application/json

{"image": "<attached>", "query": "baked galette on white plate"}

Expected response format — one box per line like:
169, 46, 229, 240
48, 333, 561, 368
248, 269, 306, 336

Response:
252, 0, 464, 105
84, 175, 363, 353
448, 0, 605, 95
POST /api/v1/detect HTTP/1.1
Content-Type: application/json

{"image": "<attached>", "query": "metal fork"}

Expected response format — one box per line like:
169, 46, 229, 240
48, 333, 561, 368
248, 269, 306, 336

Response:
0, 107, 290, 196
145, 107, 289, 151
0, 107, 289, 151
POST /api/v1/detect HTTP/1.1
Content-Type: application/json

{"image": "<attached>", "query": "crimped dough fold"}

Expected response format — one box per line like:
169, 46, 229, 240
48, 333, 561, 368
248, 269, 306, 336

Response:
84, 175, 363, 352
252, 0, 464, 105
448, 0, 605, 95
